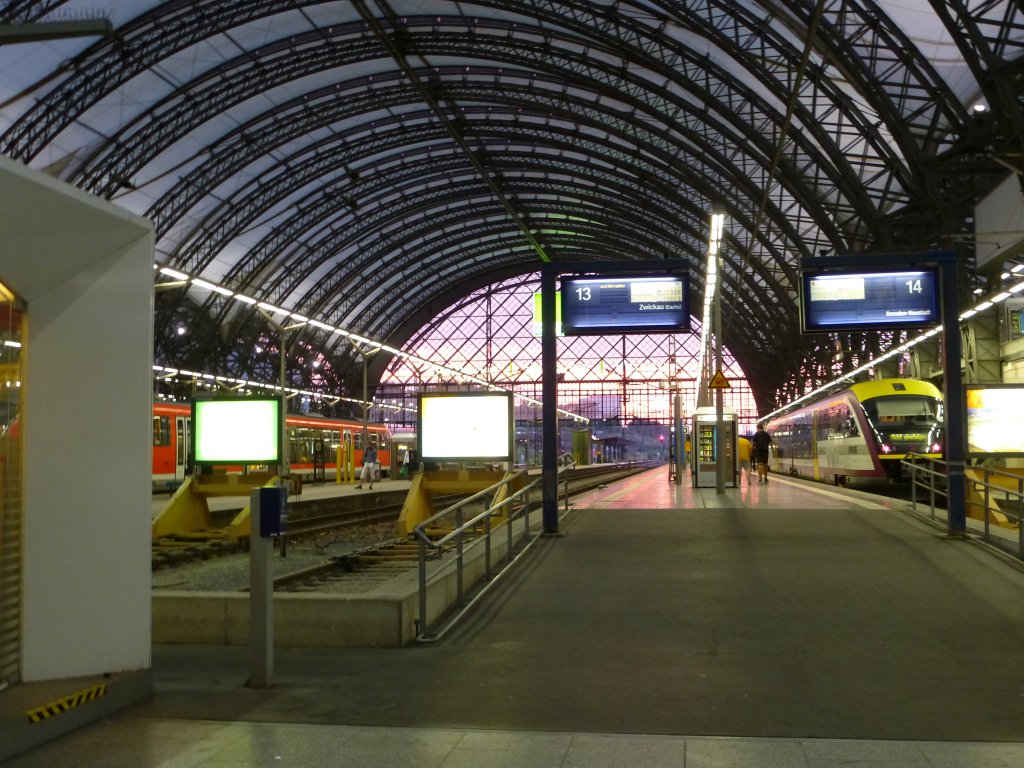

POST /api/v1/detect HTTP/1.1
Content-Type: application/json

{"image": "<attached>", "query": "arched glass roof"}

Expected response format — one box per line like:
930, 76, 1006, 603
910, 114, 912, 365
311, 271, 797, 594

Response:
2, 1, 1021, 412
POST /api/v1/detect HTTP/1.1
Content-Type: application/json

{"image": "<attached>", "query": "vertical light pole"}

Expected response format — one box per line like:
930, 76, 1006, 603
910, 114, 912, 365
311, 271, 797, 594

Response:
706, 211, 726, 494
362, 348, 369, 447
279, 332, 289, 482
352, 344, 380, 478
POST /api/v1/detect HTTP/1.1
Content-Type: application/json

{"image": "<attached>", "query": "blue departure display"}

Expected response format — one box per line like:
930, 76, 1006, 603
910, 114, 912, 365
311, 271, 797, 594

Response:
800, 268, 940, 333
560, 273, 690, 335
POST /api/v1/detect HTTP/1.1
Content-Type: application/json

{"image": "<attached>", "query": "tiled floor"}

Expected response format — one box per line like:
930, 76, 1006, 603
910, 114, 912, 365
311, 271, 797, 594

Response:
6, 717, 1024, 767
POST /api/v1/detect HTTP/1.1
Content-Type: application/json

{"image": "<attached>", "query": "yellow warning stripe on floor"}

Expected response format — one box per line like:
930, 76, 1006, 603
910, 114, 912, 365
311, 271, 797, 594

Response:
26, 683, 107, 723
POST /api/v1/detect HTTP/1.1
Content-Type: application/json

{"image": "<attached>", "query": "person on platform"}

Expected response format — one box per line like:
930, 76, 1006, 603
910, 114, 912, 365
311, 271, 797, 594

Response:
751, 424, 773, 485
355, 441, 378, 490
737, 434, 753, 483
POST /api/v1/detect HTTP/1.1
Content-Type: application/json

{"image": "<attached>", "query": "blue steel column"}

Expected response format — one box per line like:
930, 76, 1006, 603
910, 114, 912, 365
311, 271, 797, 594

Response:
541, 267, 559, 534
940, 253, 967, 534
799, 250, 966, 533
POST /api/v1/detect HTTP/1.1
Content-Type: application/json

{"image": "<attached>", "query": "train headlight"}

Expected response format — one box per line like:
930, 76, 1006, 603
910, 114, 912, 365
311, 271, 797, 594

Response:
880, 443, 893, 454
930, 442, 942, 453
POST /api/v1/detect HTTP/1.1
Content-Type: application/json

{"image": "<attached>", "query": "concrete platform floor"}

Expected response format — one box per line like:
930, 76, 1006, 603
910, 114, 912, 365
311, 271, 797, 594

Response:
7, 467, 1024, 766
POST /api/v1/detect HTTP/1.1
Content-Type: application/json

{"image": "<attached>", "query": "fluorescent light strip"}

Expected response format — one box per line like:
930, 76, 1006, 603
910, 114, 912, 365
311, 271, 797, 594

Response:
150, 266, 592, 423
767, 275, 1024, 421
159, 266, 189, 280
150, 363, 584, 421
165, 261, 1024, 427
191, 278, 232, 297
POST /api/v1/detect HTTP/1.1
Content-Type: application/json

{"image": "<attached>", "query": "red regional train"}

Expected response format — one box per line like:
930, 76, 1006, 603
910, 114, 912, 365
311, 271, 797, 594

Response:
152, 401, 392, 489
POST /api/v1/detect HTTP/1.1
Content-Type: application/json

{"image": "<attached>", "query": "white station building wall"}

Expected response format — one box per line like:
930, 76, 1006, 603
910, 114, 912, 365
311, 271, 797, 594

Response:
0, 156, 154, 681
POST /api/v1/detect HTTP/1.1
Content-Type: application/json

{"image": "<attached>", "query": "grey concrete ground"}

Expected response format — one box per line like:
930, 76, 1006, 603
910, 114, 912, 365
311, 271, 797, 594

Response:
136, 471, 1024, 742
7, 470, 1024, 766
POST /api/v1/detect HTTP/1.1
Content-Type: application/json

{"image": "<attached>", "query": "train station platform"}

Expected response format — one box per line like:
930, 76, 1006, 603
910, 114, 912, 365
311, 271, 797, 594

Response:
150, 474, 416, 519
7, 467, 1024, 766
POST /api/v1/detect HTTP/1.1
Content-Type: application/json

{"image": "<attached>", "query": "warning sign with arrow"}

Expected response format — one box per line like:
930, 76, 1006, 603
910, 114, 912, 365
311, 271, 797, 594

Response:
708, 370, 731, 389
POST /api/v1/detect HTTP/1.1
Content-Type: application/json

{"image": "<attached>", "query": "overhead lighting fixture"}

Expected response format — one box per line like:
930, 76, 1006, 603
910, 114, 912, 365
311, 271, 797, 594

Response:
148, 264, 589, 422
191, 278, 231, 296
159, 266, 189, 280
699, 211, 725, 387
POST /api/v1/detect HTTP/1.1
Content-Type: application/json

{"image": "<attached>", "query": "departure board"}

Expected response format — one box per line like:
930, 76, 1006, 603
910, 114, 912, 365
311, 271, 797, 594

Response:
800, 268, 940, 333
560, 273, 690, 335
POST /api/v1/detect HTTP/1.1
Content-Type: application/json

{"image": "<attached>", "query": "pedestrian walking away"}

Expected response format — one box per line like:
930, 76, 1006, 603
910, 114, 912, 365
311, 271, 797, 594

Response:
750, 425, 773, 485
737, 434, 753, 483
355, 441, 378, 490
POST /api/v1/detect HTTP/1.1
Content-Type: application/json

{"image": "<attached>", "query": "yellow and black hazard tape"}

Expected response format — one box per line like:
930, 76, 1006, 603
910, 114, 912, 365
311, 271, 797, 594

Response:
26, 683, 107, 723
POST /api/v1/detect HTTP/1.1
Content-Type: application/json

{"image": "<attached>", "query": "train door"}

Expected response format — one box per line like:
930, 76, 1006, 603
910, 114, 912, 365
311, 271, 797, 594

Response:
312, 434, 326, 483
822, 404, 845, 476
824, 432, 840, 472
175, 415, 190, 481
342, 429, 353, 479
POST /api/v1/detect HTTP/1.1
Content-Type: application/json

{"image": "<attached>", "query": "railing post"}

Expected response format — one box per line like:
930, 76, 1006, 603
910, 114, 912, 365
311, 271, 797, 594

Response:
909, 463, 917, 512
484, 509, 492, 579
929, 466, 937, 521
983, 468, 992, 541
1018, 478, 1024, 559
418, 537, 429, 640
456, 508, 464, 605
505, 497, 513, 561
525, 484, 531, 535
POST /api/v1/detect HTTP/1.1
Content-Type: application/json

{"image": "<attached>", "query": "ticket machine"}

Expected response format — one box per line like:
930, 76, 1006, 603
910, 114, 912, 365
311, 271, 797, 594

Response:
691, 406, 738, 487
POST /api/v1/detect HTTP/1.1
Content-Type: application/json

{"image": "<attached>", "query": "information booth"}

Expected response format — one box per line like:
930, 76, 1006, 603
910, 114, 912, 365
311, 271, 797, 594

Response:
691, 406, 738, 487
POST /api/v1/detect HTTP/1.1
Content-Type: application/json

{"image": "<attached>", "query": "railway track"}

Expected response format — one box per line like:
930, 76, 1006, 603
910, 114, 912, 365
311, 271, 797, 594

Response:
269, 463, 652, 590
152, 499, 410, 569
154, 464, 654, 584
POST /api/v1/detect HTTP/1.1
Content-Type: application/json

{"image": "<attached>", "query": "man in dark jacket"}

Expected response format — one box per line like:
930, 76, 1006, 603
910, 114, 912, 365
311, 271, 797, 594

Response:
751, 425, 773, 485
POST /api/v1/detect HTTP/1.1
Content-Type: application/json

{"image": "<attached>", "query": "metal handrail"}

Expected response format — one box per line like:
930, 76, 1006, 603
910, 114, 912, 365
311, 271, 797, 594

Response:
901, 453, 948, 526
411, 454, 581, 638
412, 468, 530, 543
411, 475, 532, 643
902, 453, 1024, 560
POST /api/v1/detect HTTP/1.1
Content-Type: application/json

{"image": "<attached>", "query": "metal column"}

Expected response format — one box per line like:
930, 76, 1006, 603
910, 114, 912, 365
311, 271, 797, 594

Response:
940, 254, 966, 533
541, 267, 559, 534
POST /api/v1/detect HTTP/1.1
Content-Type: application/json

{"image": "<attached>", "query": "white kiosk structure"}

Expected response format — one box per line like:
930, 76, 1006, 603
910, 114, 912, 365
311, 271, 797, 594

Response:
691, 406, 738, 488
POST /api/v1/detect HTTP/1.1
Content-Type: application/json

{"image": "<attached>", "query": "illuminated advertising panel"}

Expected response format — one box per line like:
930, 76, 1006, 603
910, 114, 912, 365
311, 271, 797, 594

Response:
192, 397, 281, 464
560, 273, 690, 335
417, 392, 513, 462
800, 268, 940, 333
966, 385, 1024, 457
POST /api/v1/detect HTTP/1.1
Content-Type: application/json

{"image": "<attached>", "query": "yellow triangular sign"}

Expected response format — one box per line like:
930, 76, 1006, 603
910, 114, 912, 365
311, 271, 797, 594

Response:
709, 370, 731, 389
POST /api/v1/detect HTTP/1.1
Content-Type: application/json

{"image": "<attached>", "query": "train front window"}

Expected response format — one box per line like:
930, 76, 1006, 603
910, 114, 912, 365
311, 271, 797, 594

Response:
867, 396, 939, 425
